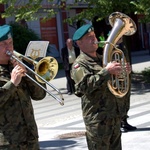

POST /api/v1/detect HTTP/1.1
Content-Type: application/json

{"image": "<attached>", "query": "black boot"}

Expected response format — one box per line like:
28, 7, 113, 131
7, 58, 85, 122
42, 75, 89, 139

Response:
121, 118, 137, 133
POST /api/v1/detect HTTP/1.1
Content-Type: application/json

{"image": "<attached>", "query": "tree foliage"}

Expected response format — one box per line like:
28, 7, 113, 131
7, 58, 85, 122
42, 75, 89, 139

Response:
9, 22, 40, 54
0, 0, 150, 23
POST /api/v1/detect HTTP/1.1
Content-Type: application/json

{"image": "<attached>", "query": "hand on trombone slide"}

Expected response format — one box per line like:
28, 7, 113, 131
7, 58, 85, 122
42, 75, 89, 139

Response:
10, 57, 27, 87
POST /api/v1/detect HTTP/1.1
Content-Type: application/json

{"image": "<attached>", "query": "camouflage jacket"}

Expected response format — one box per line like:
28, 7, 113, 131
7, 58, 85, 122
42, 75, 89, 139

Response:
71, 52, 123, 126
0, 64, 46, 146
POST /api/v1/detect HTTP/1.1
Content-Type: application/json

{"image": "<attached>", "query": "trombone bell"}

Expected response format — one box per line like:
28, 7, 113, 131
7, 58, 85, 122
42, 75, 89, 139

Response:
35, 57, 58, 83
13, 50, 58, 83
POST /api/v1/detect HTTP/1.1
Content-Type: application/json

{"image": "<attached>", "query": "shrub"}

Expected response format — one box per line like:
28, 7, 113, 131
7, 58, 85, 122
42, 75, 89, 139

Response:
9, 22, 40, 55
141, 67, 150, 83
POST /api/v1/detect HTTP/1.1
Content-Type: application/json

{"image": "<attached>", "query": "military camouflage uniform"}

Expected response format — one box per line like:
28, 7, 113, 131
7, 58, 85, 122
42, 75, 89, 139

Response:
0, 64, 46, 150
71, 52, 122, 150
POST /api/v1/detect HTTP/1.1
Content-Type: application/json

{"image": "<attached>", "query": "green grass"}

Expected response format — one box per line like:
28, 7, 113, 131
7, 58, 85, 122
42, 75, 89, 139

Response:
141, 67, 150, 83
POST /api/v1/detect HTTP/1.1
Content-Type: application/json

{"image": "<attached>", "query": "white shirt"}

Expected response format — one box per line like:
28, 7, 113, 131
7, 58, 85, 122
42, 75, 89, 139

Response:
68, 47, 76, 64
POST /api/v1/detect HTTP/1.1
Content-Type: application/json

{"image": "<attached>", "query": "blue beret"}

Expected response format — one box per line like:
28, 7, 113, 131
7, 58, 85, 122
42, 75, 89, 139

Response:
0, 25, 12, 42
73, 24, 94, 41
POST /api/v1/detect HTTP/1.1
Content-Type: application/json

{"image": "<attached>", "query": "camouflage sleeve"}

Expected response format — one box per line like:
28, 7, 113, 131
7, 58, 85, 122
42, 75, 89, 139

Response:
0, 80, 17, 107
71, 63, 111, 97
23, 73, 46, 100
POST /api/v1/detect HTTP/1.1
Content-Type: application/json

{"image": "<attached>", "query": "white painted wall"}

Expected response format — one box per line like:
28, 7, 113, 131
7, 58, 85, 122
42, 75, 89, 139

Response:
67, 9, 77, 39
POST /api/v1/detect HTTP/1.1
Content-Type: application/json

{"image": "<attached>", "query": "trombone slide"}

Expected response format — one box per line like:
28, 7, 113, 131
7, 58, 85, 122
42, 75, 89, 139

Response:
6, 50, 64, 106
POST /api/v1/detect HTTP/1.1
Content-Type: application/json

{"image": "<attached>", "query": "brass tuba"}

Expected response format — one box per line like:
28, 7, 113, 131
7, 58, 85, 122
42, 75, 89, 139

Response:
103, 12, 137, 98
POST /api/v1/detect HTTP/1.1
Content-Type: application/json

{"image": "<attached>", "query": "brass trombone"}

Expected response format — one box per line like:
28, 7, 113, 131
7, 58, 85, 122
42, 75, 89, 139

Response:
6, 50, 64, 106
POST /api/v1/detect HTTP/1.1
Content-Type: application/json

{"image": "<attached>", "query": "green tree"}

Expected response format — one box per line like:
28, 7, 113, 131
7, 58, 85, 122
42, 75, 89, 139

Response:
9, 22, 40, 54
0, 0, 150, 23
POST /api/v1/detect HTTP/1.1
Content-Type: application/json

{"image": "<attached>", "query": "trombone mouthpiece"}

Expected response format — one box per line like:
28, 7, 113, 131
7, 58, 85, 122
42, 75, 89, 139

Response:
94, 41, 99, 44
6, 50, 12, 56
94, 41, 106, 44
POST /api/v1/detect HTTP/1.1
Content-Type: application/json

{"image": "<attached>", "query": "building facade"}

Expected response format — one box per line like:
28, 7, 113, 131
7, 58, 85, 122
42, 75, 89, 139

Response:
0, 2, 149, 54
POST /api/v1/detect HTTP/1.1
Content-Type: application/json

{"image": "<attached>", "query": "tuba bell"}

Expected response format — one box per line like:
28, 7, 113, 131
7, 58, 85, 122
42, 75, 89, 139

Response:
103, 12, 137, 98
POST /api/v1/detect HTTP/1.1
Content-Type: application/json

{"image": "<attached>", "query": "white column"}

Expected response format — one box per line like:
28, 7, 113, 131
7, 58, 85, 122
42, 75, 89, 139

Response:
56, 9, 65, 54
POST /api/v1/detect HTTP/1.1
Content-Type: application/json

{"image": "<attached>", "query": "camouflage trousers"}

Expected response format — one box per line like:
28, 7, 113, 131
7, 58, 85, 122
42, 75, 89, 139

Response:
0, 139, 40, 150
85, 117, 122, 150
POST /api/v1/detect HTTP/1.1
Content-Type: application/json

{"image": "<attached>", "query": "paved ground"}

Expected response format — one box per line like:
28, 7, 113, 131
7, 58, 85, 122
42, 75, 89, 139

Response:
32, 50, 150, 150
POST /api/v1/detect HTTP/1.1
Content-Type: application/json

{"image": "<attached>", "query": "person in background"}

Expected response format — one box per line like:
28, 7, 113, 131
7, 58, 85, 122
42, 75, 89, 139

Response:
96, 31, 106, 55
98, 31, 106, 48
0, 25, 46, 149
61, 38, 80, 95
71, 24, 131, 150
117, 37, 137, 132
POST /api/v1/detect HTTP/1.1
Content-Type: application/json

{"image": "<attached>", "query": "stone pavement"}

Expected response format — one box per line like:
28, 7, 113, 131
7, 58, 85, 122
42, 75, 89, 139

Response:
32, 50, 150, 150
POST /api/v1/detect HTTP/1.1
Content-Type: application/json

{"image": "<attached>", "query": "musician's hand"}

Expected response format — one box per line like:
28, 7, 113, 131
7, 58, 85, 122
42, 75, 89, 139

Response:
105, 61, 122, 76
10, 65, 27, 86
125, 62, 132, 74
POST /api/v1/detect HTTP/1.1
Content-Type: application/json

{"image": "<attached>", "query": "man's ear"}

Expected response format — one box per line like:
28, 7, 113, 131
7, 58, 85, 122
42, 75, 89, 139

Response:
76, 40, 81, 47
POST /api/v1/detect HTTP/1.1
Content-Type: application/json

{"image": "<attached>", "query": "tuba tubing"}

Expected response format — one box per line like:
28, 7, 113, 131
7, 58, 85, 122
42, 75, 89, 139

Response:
103, 12, 137, 98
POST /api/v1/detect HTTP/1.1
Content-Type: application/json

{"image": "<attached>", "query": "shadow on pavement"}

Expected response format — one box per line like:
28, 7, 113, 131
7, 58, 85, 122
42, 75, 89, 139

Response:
131, 72, 150, 94
136, 127, 150, 131
39, 139, 78, 150
131, 82, 150, 95
125, 127, 150, 133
